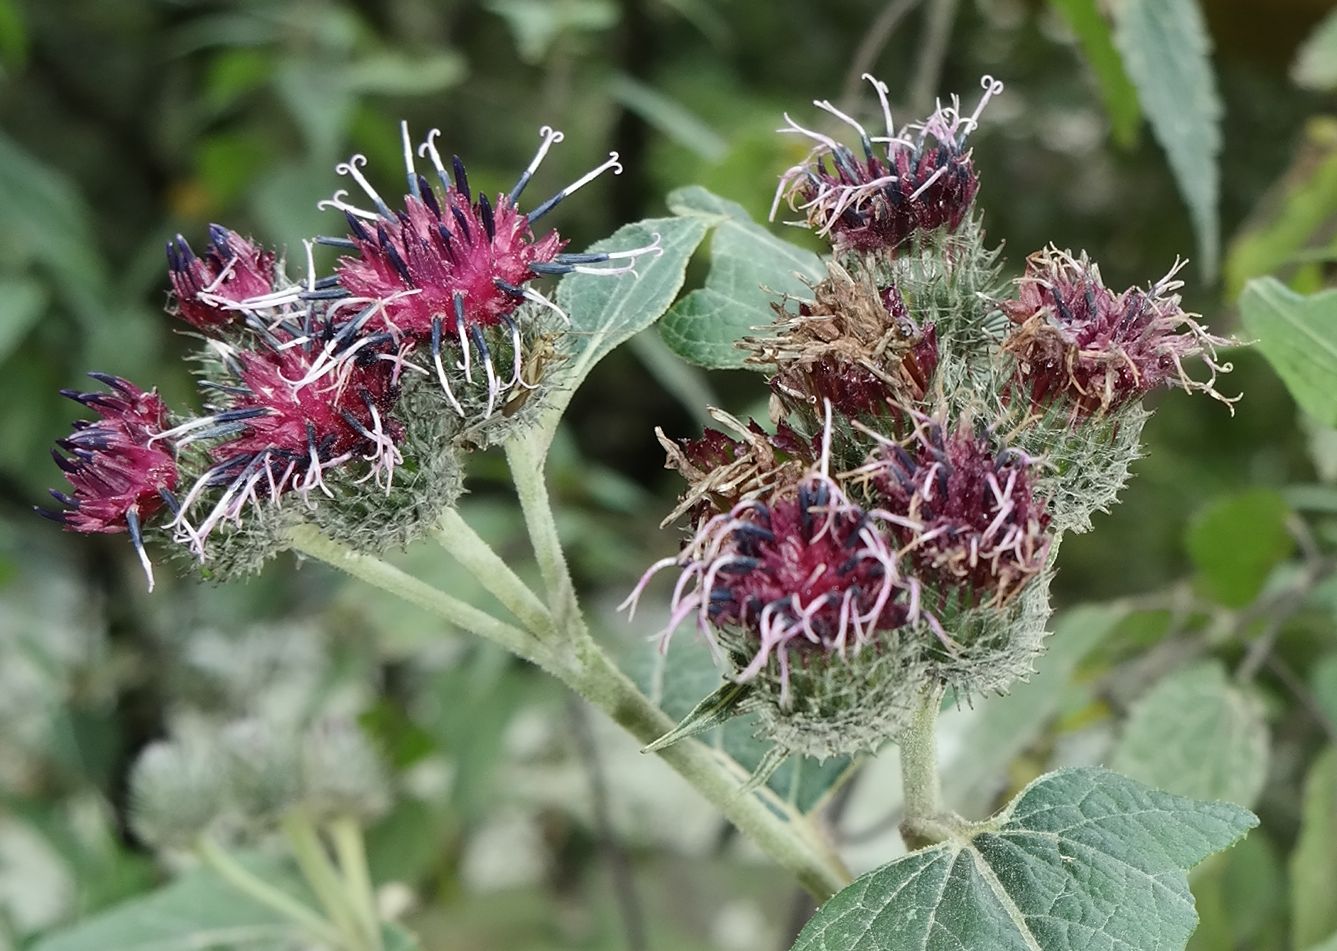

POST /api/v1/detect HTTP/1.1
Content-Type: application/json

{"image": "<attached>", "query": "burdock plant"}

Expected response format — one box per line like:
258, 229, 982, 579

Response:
40, 77, 1257, 951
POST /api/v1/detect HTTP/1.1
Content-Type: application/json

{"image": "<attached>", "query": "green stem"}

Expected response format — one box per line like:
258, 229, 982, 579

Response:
286, 524, 549, 670
282, 812, 366, 950
898, 683, 948, 850
434, 507, 554, 635
196, 837, 344, 948
329, 817, 383, 951
505, 437, 579, 625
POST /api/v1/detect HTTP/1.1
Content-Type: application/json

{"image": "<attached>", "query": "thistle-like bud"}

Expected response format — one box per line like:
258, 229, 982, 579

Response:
856, 419, 1051, 608
656, 409, 814, 525
746, 262, 938, 422
300, 719, 391, 823
38, 374, 180, 589
771, 75, 1003, 254
997, 247, 1235, 532
219, 719, 302, 828
166, 226, 277, 332
129, 738, 227, 849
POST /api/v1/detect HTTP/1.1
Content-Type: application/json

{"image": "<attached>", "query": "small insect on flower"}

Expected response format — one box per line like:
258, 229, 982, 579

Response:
999, 246, 1236, 417
771, 75, 1003, 252
166, 225, 279, 332
165, 321, 404, 559
38, 374, 181, 590
257, 122, 664, 421
852, 417, 1051, 608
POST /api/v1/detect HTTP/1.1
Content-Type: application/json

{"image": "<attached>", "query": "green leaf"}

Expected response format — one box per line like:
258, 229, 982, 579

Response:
30, 854, 311, 951
1239, 277, 1337, 426
791, 768, 1256, 951
1292, 749, 1337, 949
1225, 119, 1337, 299
1186, 832, 1287, 951
642, 680, 752, 752
1114, 0, 1223, 278
484, 0, 617, 62
1048, 0, 1141, 147
659, 185, 824, 370
1293, 8, 1337, 91
345, 51, 467, 95
1111, 661, 1269, 807
1185, 488, 1293, 607
521, 215, 707, 451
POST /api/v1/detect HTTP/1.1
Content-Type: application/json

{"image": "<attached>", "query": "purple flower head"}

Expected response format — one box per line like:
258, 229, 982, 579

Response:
622, 474, 920, 706
999, 247, 1236, 416
753, 269, 939, 420
657, 410, 815, 525
166, 226, 278, 331
167, 321, 404, 557
857, 418, 1051, 607
771, 75, 1003, 253
39, 374, 180, 588
308, 123, 662, 419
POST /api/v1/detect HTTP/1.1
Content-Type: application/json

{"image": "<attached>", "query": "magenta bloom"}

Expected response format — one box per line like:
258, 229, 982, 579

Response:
169, 326, 404, 556
1000, 247, 1235, 416
772, 76, 1003, 252
40, 375, 179, 588
167, 225, 277, 331
314, 124, 658, 418
623, 476, 922, 705
862, 421, 1051, 607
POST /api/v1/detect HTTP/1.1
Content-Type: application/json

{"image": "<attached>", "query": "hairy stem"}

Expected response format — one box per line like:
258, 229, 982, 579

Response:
196, 837, 344, 948
506, 436, 580, 627
434, 507, 554, 635
286, 524, 549, 670
898, 683, 946, 850
282, 812, 367, 950
329, 816, 383, 951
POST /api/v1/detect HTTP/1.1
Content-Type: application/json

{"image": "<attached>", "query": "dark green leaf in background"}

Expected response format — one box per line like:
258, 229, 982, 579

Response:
1185, 488, 1293, 607
1048, 0, 1141, 148
1240, 278, 1337, 427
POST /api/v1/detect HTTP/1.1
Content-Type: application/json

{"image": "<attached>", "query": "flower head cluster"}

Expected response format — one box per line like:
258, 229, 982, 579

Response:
42, 116, 653, 583
38, 375, 179, 588
772, 75, 1003, 252
999, 246, 1235, 417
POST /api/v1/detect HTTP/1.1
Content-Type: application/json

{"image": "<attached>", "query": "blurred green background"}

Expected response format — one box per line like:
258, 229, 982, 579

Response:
3, 1, 1337, 949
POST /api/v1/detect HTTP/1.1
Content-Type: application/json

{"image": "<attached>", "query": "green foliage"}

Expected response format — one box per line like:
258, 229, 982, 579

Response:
1239, 278, 1337, 426
1048, 0, 1141, 147
1114, 0, 1222, 278
1185, 489, 1293, 607
1293, 8, 1337, 92
1111, 661, 1269, 807
791, 769, 1256, 951
659, 186, 824, 370
1291, 749, 1337, 950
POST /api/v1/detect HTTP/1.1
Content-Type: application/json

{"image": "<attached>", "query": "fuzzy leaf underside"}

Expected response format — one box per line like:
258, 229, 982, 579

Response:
1239, 277, 1337, 427
791, 768, 1256, 951
1111, 660, 1269, 807
659, 185, 824, 370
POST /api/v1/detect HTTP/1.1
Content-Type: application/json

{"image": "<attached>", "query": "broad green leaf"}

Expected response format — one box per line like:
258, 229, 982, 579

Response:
791, 768, 1256, 951
1225, 119, 1337, 299
1239, 278, 1337, 426
1185, 489, 1293, 607
519, 215, 708, 453
1291, 749, 1337, 950
659, 185, 824, 370
1114, 0, 1222, 278
1293, 8, 1337, 91
1111, 661, 1269, 807
1048, 0, 1141, 147
484, 0, 617, 62
31, 854, 310, 951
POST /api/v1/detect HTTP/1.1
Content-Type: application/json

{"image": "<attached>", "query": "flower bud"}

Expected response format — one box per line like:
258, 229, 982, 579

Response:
219, 719, 301, 828
300, 719, 391, 823
129, 738, 226, 849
